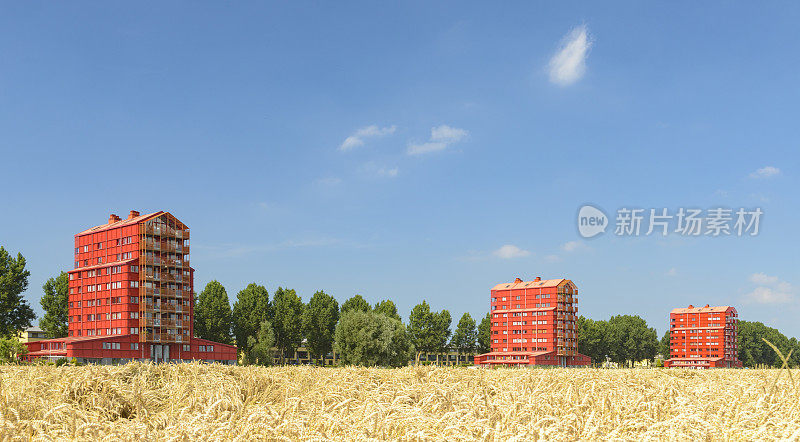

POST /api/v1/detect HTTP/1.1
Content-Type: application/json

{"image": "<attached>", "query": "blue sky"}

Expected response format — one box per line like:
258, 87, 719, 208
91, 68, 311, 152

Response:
1, 2, 798, 338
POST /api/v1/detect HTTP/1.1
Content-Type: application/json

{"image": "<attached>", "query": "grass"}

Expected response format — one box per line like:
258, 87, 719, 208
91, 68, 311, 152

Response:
1, 364, 799, 440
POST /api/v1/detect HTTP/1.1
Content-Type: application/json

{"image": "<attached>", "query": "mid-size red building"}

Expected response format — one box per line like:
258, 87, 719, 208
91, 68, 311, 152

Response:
25, 210, 237, 364
664, 304, 742, 369
474, 277, 590, 367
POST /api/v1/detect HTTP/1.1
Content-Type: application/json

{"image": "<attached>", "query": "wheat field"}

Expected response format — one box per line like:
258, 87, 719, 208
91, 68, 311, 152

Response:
0, 363, 798, 441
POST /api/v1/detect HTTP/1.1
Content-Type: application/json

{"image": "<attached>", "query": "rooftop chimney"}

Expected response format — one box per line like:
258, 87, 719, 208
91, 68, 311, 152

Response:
534, 276, 541, 282
108, 214, 120, 224
704, 304, 710, 308
688, 304, 694, 309
514, 277, 523, 283
128, 210, 140, 220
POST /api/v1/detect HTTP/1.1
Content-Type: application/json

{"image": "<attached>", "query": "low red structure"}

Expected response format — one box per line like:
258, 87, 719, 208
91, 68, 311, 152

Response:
474, 277, 590, 367
664, 304, 742, 369
24, 210, 236, 364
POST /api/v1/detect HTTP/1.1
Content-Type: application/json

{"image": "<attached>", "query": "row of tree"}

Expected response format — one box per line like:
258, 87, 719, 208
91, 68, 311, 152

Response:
193, 281, 492, 366
3, 245, 800, 368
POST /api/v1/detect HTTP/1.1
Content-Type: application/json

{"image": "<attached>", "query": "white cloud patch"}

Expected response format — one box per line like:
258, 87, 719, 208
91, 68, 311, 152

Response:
339, 125, 397, 151
544, 254, 562, 263
666, 267, 678, 276
749, 166, 781, 179
744, 273, 794, 304
548, 25, 592, 86
492, 244, 531, 259
561, 241, 583, 252
360, 162, 399, 178
407, 125, 468, 155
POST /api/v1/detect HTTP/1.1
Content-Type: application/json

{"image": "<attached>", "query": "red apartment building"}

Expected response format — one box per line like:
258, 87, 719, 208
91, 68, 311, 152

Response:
664, 304, 742, 369
24, 211, 237, 364
474, 277, 590, 367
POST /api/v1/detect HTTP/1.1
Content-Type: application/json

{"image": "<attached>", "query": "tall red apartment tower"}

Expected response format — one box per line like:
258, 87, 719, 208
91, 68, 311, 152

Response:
24, 211, 237, 364
474, 277, 590, 367
664, 304, 742, 369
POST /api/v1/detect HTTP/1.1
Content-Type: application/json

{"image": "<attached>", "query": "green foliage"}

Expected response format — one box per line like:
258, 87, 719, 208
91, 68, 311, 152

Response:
738, 320, 800, 367
577, 315, 658, 366
659, 329, 671, 359
247, 320, 276, 366
334, 310, 414, 367
0, 337, 27, 363
0, 247, 35, 338
39, 271, 69, 338
231, 283, 271, 355
477, 312, 492, 354
272, 287, 304, 363
451, 312, 477, 356
302, 290, 339, 364
194, 281, 233, 344
341, 295, 371, 315
407, 301, 451, 364
373, 300, 401, 321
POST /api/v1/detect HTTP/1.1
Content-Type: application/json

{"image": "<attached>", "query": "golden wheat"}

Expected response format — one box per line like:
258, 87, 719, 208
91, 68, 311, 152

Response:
0, 363, 798, 441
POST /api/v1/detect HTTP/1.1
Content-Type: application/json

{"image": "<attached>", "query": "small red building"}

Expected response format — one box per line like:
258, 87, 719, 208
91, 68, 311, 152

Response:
664, 304, 741, 369
474, 277, 590, 367
25, 210, 236, 364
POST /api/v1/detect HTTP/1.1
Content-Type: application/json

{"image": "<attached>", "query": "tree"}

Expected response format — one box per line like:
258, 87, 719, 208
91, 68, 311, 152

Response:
341, 295, 371, 315
302, 290, 339, 365
433, 309, 452, 365
605, 315, 658, 366
659, 329, 671, 360
231, 283, 271, 358
272, 287, 304, 364
194, 281, 233, 344
577, 316, 609, 365
334, 310, 414, 367
0, 337, 27, 363
407, 301, 437, 363
450, 312, 477, 364
477, 312, 492, 354
39, 271, 69, 338
738, 320, 799, 367
373, 300, 401, 321
247, 320, 276, 366
0, 247, 35, 338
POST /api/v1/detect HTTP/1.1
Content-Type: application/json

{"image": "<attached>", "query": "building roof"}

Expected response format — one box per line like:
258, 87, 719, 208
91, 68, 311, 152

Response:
77, 211, 163, 236
670, 305, 735, 314
25, 326, 43, 333
491, 278, 566, 291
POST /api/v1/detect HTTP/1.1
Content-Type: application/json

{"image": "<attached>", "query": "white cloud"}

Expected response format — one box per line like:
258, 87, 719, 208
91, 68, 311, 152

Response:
666, 268, 677, 276
377, 167, 399, 178
339, 125, 397, 151
749, 166, 781, 179
544, 254, 562, 263
492, 244, 531, 259
360, 162, 399, 178
561, 241, 583, 252
548, 25, 592, 86
431, 125, 468, 143
749, 272, 779, 285
407, 125, 468, 155
744, 273, 794, 304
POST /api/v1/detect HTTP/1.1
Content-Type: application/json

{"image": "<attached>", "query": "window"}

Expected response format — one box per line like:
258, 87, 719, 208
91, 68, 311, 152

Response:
102, 342, 121, 350
130, 296, 139, 304
183, 345, 190, 351
130, 312, 139, 319
130, 265, 139, 272
131, 343, 139, 350
130, 281, 139, 288
83, 245, 89, 253
130, 327, 139, 334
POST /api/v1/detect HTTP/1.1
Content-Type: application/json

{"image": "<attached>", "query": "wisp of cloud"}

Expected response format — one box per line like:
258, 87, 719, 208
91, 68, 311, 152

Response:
548, 25, 592, 86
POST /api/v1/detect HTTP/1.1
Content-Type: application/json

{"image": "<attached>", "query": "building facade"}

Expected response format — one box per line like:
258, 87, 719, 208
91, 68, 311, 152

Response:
18, 326, 49, 343
664, 304, 742, 369
474, 277, 590, 367
24, 211, 236, 364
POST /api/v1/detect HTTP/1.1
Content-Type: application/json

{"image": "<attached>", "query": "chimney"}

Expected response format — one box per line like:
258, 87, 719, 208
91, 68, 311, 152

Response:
688, 304, 694, 309
128, 210, 140, 220
108, 214, 120, 224
534, 276, 541, 282
704, 304, 710, 308
514, 277, 523, 283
